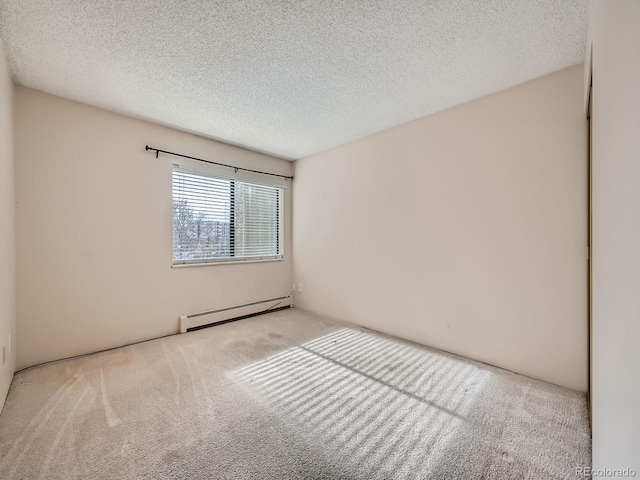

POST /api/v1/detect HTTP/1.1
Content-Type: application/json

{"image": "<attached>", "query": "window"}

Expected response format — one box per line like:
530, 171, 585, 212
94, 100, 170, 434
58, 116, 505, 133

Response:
172, 166, 283, 265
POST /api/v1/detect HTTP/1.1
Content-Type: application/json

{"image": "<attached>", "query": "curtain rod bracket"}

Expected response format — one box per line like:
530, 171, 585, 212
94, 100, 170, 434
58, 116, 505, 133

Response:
144, 145, 159, 158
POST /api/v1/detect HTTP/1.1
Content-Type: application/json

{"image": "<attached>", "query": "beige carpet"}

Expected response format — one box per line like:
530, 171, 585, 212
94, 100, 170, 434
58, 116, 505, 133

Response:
0, 308, 590, 479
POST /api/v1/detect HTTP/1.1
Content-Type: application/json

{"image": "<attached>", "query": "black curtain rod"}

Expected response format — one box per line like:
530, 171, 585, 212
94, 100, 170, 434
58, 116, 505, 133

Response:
145, 145, 294, 180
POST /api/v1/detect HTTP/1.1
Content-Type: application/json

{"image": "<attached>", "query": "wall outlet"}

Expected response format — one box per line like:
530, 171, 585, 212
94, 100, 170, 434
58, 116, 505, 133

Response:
298, 283, 303, 293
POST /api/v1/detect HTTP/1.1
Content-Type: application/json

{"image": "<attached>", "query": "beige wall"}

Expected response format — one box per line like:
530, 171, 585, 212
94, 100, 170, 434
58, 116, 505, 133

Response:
0, 39, 15, 411
15, 87, 293, 370
589, 0, 640, 472
293, 65, 588, 391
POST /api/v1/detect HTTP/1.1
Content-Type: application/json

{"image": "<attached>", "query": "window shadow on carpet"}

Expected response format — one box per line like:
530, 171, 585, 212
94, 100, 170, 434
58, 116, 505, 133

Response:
230, 328, 490, 478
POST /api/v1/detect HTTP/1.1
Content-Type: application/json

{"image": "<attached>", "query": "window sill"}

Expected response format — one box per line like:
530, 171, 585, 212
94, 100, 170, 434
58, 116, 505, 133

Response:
171, 257, 283, 268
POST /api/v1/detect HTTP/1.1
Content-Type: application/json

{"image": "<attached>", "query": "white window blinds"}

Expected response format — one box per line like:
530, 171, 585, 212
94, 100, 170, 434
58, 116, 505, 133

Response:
172, 166, 283, 265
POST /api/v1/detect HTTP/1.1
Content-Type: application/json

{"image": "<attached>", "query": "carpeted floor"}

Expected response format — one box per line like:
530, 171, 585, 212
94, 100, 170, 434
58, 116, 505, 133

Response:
0, 308, 590, 479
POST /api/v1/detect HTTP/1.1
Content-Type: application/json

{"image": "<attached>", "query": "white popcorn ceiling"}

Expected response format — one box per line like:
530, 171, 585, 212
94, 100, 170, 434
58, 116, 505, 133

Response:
0, 0, 588, 160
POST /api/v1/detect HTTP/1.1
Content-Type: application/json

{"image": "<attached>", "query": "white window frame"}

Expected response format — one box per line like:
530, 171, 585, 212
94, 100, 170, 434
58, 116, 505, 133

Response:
171, 165, 284, 267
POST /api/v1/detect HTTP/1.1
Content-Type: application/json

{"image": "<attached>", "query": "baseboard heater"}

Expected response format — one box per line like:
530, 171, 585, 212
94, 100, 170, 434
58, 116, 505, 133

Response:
179, 295, 294, 333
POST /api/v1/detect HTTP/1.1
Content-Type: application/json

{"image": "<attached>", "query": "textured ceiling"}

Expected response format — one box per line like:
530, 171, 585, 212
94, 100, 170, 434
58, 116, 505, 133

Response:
0, 1, 588, 160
